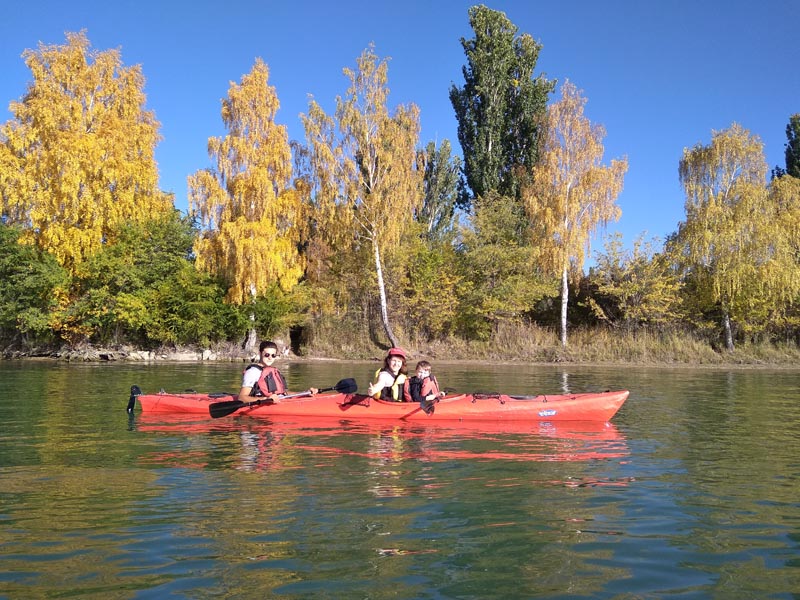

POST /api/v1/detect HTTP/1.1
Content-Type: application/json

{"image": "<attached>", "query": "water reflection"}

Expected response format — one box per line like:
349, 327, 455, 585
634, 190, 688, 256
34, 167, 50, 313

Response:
4, 362, 800, 598
133, 413, 629, 485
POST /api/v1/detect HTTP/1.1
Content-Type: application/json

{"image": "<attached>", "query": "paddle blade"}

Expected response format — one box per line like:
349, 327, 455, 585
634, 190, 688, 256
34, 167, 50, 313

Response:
334, 378, 358, 394
127, 385, 142, 413
209, 400, 246, 419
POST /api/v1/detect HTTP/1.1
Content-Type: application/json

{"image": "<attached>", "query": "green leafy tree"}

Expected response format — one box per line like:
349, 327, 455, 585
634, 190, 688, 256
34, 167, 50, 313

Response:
249, 283, 312, 340
396, 225, 463, 341
146, 264, 246, 347
416, 139, 462, 242
450, 4, 555, 204
55, 211, 200, 345
0, 224, 68, 344
589, 233, 682, 330
772, 113, 800, 179
457, 192, 555, 340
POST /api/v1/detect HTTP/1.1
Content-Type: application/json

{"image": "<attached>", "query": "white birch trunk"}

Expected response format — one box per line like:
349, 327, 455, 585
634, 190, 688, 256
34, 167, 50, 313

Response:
560, 266, 569, 349
723, 310, 734, 352
373, 239, 399, 348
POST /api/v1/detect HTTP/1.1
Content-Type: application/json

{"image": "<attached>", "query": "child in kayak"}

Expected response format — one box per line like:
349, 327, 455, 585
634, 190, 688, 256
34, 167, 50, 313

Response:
408, 360, 445, 413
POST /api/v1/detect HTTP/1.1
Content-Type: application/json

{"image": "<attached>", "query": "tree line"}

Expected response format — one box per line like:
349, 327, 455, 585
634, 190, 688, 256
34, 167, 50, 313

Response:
1, 6, 798, 356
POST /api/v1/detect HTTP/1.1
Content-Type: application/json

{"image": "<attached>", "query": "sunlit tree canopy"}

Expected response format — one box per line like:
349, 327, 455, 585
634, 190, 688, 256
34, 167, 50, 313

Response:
189, 59, 304, 306
0, 31, 170, 272
523, 80, 627, 347
670, 123, 800, 348
300, 45, 422, 346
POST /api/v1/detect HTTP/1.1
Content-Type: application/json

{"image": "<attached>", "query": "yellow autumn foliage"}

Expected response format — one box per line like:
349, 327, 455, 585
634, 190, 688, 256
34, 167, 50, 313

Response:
300, 46, 422, 345
0, 31, 170, 273
672, 124, 800, 334
523, 80, 627, 347
524, 81, 627, 279
189, 59, 304, 305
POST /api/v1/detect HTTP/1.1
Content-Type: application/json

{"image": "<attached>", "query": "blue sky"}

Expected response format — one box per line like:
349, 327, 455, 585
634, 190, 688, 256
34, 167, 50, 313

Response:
2, 0, 798, 259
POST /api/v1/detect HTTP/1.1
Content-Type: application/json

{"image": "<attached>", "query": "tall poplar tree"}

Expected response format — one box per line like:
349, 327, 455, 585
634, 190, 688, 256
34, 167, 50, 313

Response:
301, 46, 422, 348
416, 139, 462, 242
523, 81, 627, 348
450, 4, 555, 204
0, 31, 170, 273
189, 59, 304, 351
670, 123, 800, 350
773, 113, 800, 179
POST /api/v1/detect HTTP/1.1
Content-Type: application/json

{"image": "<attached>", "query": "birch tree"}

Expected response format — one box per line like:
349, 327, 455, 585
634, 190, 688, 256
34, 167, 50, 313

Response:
522, 81, 627, 348
670, 124, 800, 349
300, 46, 422, 348
189, 59, 304, 351
768, 173, 800, 331
0, 31, 170, 273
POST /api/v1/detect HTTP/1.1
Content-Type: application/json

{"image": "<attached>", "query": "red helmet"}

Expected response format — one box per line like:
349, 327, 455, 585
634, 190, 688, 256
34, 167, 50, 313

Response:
387, 347, 407, 360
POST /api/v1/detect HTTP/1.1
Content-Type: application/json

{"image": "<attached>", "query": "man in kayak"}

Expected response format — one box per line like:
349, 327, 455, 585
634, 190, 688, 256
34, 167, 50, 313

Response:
239, 340, 317, 403
367, 347, 409, 401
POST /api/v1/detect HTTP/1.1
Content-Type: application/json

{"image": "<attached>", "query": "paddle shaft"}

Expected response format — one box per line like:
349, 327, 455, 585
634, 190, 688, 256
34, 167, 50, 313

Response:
400, 398, 439, 420
209, 378, 357, 418
209, 389, 317, 418
399, 389, 453, 419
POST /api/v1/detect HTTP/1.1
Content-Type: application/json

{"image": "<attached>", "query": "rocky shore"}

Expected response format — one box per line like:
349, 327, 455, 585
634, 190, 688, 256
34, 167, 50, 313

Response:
1, 344, 262, 363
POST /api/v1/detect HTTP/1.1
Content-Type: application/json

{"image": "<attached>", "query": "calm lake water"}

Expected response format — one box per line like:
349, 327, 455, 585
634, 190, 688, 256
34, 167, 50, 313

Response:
1, 360, 798, 599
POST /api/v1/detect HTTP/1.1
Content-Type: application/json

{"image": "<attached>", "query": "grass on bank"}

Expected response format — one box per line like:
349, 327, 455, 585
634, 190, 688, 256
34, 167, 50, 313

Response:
10, 321, 798, 366
303, 320, 800, 366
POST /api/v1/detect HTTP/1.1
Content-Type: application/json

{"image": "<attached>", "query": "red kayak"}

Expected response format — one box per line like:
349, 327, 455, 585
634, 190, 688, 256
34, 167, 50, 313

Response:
129, 380, 628, 423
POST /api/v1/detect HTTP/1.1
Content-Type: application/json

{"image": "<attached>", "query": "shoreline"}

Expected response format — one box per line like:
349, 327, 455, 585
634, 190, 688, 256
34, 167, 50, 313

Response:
3, 344, 799, 371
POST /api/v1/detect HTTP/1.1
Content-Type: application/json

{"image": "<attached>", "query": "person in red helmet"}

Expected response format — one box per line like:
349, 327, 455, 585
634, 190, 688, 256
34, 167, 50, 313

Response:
367, 347, 409, 401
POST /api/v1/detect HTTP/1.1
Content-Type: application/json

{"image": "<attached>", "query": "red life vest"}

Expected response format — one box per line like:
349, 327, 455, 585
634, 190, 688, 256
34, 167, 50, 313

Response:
408, 375, 440, 402
244, 364, 287, 397
420, 375, 440, 399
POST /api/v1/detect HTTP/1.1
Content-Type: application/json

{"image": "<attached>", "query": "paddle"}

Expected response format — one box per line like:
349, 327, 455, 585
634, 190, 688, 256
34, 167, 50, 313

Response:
399, 388, 455, 419
209, 378, 358, 419
127, 385, 142, 413
399, 398, 436, 420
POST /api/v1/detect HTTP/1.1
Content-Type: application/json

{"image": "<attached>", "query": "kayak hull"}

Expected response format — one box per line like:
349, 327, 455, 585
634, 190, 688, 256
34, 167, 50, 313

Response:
134, 389, 628, 422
